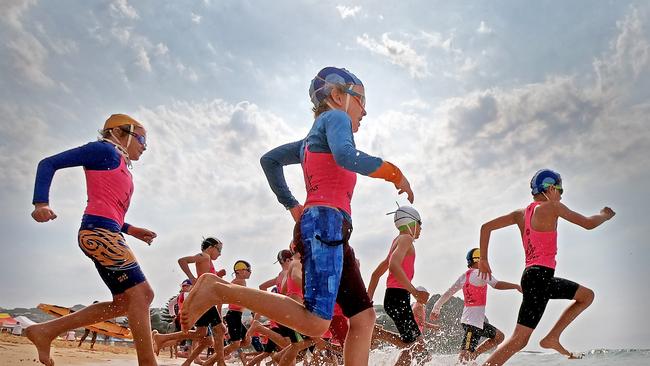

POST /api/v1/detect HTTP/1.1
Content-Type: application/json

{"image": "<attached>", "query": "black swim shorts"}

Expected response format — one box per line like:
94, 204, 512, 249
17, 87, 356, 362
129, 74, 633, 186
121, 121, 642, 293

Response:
384, 288, 421, 344
517, 266, 579, 329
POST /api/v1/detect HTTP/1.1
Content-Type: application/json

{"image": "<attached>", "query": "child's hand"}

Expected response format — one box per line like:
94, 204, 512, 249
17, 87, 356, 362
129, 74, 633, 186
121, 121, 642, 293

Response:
429, 312, 440, 321
216, 269, 227, 277
289, 204, 304, 223
414, 289, 430, 304
479, 259, 492, 281
516, 285, 522, 293
31, 204, 57, 222
128, 226, 157, 245
601, 207, 615, 220
396, 176, 415, 203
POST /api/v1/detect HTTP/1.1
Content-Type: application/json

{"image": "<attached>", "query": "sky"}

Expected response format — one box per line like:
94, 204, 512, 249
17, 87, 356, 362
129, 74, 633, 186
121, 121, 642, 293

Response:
1, 0, 649, 352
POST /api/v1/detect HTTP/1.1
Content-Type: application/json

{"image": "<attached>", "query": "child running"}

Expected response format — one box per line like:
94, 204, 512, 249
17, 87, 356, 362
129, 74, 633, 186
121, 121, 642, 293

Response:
478, 169, 615, 365
205, 260, 253, 366
153, 237, 227, 366
431, 248, 520, 363
181, 66, 415, 366
27, 114, 157, 366
367, 206, 430, 366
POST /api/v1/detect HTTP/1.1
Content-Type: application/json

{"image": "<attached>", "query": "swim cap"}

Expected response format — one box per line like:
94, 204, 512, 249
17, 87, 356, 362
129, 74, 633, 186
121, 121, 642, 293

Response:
466, 248, 481, 266
201, 237, 223, 251
103, 114, 143, 130
234, 260, 251, 272
275, 249, 293, 263
309, 67, 363, 107
530, 169, 563, 195
392, 206, 421, 230
181, 279, 192, 286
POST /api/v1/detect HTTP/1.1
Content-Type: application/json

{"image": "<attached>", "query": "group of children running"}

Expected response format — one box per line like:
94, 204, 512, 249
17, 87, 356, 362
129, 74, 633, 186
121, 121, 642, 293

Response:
27, 66, 615, 366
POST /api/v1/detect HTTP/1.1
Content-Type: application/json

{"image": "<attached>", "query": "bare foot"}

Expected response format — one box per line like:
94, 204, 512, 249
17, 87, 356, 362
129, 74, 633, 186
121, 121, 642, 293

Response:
25, 325, 55, 366
152, 330, 162, 355
540, 336, 579, 359
181, 274, 227, 331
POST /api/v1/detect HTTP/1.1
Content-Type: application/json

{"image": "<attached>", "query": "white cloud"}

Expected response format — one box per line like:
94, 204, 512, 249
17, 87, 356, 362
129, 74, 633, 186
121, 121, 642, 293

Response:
191, 12, 202, 24
1, 0, 54, 87
357, 33, 431, 78
336, 5, 362, 19
154, 42, 169, 56
419, 31, 459, 54
135, 46, 152, 72
477, 21, 493, 35
110, 0, 139, 20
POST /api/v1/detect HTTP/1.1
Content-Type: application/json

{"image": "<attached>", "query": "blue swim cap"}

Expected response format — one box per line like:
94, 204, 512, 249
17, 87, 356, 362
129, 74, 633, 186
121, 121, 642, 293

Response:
309, 67, 363, 107
530, 169, 563, 195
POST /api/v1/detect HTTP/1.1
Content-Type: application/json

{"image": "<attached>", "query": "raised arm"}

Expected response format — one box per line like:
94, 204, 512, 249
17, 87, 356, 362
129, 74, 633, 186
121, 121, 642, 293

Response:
555, 202, 615, 230
494, 281, 522, 292
259, 277, 278, 291
366, 257, 389, 300
478, 210, 521, 280
178, 253, 208, 283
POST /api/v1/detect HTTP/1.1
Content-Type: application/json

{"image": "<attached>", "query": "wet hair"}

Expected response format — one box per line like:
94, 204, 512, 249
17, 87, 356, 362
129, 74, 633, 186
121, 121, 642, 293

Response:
201, 237, 222, 251
311, 84, 350, 118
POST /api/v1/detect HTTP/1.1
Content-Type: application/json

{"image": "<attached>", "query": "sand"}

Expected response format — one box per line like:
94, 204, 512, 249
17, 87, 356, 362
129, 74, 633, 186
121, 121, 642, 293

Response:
0, 333, 184, 366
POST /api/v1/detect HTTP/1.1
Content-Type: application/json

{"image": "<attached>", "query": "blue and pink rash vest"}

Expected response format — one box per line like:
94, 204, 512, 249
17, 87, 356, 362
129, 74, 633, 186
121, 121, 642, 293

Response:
260, 109, 385, 217
33, 141, 133, 233
523, 202, 558, 269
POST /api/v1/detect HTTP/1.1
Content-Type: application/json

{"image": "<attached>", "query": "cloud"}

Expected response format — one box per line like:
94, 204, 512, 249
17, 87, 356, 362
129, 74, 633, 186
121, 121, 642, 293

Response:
110, 0, 139, 20
135, 46, 152, 72
0, 0, 54, 87
336, 5, 362, 19
191, 12, 202, 24
357, 33, 430, 78
477, 21, 493, 35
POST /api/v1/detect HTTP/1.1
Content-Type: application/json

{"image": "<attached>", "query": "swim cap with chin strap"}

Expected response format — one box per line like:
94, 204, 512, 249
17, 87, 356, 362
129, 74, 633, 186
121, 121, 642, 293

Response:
530, 169, 563, 195
234, 260, 251, 272
101, 114, 144, 166
389, 205, 421, 231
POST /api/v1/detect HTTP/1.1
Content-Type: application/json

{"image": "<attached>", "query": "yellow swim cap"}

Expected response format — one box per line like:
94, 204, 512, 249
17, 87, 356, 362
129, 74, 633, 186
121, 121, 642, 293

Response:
233, 260, 251, 272
103, 114, 143, 130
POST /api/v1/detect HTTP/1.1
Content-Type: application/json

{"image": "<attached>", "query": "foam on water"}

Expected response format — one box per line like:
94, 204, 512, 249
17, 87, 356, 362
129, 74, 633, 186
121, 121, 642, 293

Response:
367, 347, 650, 366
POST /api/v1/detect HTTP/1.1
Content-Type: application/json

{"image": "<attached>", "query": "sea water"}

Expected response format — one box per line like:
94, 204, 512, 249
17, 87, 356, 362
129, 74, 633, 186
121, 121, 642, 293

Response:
367, 348, 650, 366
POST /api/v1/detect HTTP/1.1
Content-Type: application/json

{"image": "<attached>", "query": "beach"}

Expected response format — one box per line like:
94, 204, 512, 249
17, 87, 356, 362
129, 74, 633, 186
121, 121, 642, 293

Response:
0, 333, 182, 366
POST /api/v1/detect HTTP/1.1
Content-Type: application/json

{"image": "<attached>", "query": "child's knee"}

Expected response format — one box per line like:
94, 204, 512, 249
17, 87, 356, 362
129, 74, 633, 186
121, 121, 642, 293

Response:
349, 307, 376, 328
576, 286, 594, 305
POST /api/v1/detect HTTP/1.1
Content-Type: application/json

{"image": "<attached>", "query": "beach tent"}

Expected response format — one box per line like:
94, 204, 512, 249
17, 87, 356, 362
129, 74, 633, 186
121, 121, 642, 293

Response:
0, 313, 17, 326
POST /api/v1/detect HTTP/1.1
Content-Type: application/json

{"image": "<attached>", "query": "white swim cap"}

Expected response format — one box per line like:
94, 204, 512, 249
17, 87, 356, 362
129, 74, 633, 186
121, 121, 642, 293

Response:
393, 206, 421, 230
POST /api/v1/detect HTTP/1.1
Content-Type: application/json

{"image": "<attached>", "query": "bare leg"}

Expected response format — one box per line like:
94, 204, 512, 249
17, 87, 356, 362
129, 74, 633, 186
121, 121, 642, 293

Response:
279, 339, 316, 366
203, 325, 226, 366
90, 332, 97, 349
26, 295, 129, 365
539, 286, 593, 359
181, 274, 329, 337
482, 324, 533, 366
246, 321, 291, 349
78, 329, 90, 347
247, 352, 270, 366
123, 281, 158, 365
343, 308, 375, 366
471, 330, 505, 360
183, 338, 211, 366
394, 349, 412, 366
371, 325, 409, 349
154, 326, 208, 354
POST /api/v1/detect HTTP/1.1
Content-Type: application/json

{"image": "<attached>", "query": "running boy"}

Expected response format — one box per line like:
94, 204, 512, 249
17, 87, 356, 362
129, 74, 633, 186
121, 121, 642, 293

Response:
367, 206, 430, 366
153, 237, 227, 366
478, 169, 615, 365
27, 114, 157, 366
431, 248, 520, 363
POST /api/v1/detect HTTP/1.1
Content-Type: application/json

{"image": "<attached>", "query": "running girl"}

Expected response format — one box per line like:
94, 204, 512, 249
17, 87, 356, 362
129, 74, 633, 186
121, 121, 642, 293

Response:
431, 248, 520, 363
478, 169, 615, 365
27, 114, 157, 366
181, 67, 415, 366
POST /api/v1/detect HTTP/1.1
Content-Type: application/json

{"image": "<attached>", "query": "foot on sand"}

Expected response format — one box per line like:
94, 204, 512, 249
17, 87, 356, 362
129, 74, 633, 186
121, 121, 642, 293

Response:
181, 274, 227, 331
540, 336, 581, 359
25, 325, 55, 366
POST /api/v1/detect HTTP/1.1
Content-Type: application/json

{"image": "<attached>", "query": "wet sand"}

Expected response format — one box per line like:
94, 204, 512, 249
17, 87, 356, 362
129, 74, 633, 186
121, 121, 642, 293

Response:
0, 333, 184, 366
